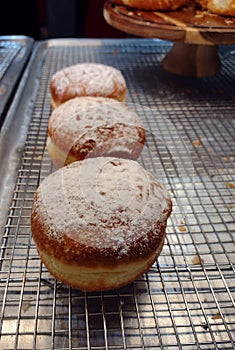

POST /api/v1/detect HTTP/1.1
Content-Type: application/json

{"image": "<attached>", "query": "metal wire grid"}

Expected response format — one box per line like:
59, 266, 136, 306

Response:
0, 40, 21, 126
0, 37, 34, 128
0, 39, 235, 349
0, 41, 21, 80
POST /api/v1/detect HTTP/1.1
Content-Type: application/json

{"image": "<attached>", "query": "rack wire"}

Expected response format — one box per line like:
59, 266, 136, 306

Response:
0, 39, 234, 349
0, 41, 21, 78
0, 36, 33, 127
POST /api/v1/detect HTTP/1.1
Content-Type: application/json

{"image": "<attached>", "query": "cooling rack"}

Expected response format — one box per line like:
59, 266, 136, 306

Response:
0, 36, 34, 127
0, 38, 234, 349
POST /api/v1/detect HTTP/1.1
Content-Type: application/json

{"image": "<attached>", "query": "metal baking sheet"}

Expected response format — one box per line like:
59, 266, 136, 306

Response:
0, 36, 34, 128
0, 38, 234, 349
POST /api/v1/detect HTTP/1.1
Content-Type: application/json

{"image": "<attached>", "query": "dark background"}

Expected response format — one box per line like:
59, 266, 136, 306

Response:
0, 0, 126, 39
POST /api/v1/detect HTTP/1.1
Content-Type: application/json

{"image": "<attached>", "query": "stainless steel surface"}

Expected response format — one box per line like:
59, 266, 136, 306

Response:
0, 38, 234, 349
0, 36, 34, 127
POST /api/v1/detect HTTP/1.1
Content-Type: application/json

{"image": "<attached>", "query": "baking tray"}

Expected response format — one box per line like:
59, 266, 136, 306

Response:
0, 38, 234, 349
0, 36, 34, 128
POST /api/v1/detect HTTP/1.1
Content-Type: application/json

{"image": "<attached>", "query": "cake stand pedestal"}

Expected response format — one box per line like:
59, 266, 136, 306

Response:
104, 1, 235, 77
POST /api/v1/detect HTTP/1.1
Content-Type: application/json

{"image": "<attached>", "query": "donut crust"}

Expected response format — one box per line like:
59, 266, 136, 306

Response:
50, 63, 127, 108
47, 97, 146, 167
31, 157, 172, 291
35, 235, 166, 291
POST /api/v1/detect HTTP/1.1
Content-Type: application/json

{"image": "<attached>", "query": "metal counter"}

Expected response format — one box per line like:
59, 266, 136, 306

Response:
0, 38, 234, 349
0, 36, 34, 127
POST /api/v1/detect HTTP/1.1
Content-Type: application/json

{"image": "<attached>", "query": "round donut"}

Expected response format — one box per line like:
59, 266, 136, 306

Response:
47, 96, 146, 168
31, 157, 172, 291
114, 0, 190, 11
50, 63, 127, 108
195, 0, 235, 16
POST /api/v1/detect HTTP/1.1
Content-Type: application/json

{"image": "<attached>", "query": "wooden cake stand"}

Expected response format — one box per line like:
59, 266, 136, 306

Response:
104, 1, 235, 77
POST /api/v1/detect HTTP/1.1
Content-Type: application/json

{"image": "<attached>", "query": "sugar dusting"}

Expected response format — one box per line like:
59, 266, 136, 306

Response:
34, 157, 171, 258
48, 97, 145, 157
51, 63, 126, 100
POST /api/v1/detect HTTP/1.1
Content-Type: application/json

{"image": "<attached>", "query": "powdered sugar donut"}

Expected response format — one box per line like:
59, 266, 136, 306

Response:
50, 63, 127, 108
47, 96, 146, 167
31, 157, 172, 291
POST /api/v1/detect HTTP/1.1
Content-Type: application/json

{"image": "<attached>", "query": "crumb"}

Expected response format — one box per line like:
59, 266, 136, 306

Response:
192, 139, 202, 147
201, 323, 209, 330
192, 255, 204, 265
195, 11, 204, 18
178, 219, 187, 232
179, 225, 187, 232
112, 49, 118, 55
225, 19, 234, 25
226, 181, 235, 189
222, 157, 229, 162
211, 311, 222, 320
0, 86, 6, 94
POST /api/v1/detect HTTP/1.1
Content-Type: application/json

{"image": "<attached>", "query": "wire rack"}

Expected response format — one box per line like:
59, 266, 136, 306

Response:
0, 40, 21, 78
0, 39, 234, 350
0, 36, 34, 127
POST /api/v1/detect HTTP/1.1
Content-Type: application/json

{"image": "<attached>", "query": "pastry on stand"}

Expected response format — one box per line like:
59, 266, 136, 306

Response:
103, 0, 235, 77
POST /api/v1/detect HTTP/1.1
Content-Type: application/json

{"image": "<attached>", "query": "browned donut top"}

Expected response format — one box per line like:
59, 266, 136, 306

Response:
50, 63, 127, 104
48, 96, 145, 160
31, 157, 172, 267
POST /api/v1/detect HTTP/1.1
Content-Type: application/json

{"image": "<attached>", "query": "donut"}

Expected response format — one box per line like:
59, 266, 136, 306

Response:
47, 96, 146, 168
194, 0, 235, 16
50, 63, 127, 108
113, 0, 190, 11
31, 157, 172, 291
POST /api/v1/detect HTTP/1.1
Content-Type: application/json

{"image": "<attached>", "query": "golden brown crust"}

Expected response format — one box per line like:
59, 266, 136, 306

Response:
31, 157, 172, 291
114, 0, 190, 10
47, 97, 146, 167
35, 234, 166, 291
195, 0, 235, 16
50, 63, 127, 107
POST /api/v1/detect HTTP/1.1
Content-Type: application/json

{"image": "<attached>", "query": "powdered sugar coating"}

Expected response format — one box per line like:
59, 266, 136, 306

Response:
32, 157, 172, 263
47, 97, 146, 165
50, 63, 127, 104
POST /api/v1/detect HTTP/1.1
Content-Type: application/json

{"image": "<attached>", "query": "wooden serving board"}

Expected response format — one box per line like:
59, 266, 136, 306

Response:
103, 1, 235, 76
